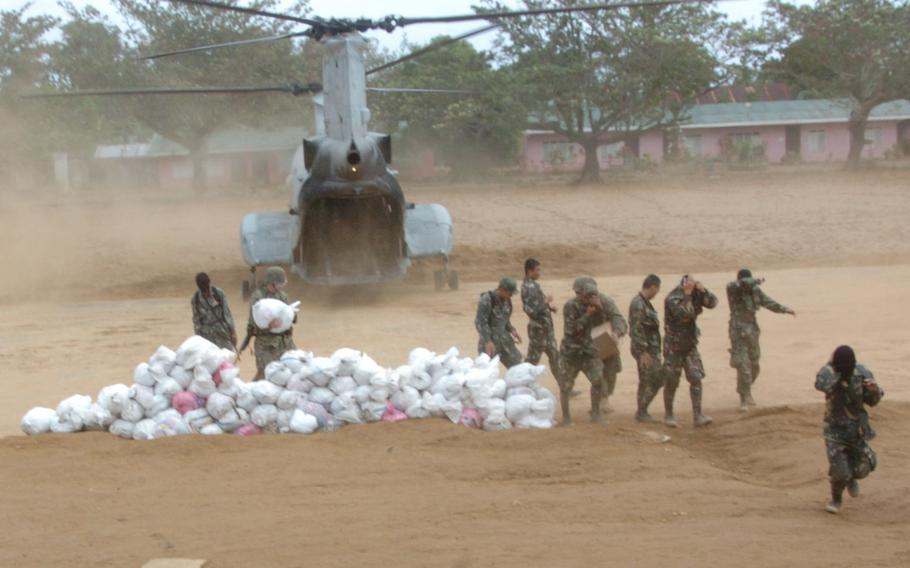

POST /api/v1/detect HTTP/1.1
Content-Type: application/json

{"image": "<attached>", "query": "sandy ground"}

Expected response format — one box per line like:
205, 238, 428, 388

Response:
1, 170, 909, 567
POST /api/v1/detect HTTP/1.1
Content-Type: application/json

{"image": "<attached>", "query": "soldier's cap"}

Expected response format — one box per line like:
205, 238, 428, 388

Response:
498, 277, 518, 293
573, 276, 598, 296
264, 266, 288, 285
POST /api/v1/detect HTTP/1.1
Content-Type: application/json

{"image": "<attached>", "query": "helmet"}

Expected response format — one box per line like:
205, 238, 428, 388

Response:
264, 266, 288, 285
498, 277, 518, 294
573, 276, 598, 296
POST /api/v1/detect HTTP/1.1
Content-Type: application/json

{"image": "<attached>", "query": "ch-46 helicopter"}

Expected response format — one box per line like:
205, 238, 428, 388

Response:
28, 0, 697, 295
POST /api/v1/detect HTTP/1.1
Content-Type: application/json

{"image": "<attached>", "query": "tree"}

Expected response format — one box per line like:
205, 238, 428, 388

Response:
46, 0, 317, 190
369, 36, 525, 177
483, 0, 730, 183
763, 0, 909, 166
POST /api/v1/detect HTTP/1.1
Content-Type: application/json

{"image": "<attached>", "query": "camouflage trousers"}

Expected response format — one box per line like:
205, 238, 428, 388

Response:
254, 333, 297, 380
730, 329, 761, 397
558, 353, 604, 400
478, 334, 523, 369
525, 320, 559, 371
635, 351, 663, 412
663, 344, 706, 413
826, 434, 876, 491
602, 355, 621, 398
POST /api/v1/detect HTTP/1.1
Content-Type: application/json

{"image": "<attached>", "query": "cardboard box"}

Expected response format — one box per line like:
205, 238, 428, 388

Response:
592, 322, 619, 359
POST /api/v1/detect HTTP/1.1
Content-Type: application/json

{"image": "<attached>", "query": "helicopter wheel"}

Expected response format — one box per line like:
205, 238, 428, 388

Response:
434, 270, 447, 291
447, 270, 459, 291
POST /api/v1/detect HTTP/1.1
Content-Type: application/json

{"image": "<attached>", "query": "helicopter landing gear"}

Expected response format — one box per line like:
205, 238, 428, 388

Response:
242, 266, 256, 301
434, 257, 458, 291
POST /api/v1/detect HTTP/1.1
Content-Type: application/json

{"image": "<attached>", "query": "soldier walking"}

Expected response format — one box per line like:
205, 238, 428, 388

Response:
245, 266, 297, 380
815, 345, 883, 514
558, 277, 626, 425
629, 274, 662, 422
191, 272, 237, 351
663, 274, 717, 428
726, 268, 795, 411
475, 277, 523, 368
521, 258, 558, 371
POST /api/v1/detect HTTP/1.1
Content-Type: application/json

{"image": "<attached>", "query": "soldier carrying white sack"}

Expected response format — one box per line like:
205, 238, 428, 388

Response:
245, 267, 297, 380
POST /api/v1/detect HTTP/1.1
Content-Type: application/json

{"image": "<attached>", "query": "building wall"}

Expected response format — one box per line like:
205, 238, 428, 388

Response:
157, 150, 294, 190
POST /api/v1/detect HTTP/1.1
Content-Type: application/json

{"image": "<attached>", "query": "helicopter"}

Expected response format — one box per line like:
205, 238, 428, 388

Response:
26, 0, 699, 295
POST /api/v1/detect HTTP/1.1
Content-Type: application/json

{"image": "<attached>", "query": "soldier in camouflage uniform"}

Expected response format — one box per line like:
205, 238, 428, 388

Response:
247, 266, 297, 380
727, 268, 795, 411
191, 272, 237, 351
663, 274, 717, 428
815, 345, 883, 514
558, 277, 627, 425
521, 258, 558, 371
475, 277, 523, 368
629, 274, 662, 422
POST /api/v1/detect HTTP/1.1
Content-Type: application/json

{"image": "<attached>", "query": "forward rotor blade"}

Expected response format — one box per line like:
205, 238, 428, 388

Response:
366, 24, 499, 76
22, 84, 322, 98
366, 87, 475, 94
140, 31, 309, 60
163, 0, 320, 26
398, 0, 710, 26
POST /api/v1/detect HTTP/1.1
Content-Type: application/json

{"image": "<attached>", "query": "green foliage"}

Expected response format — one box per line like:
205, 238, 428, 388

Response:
369, 37, 524, 177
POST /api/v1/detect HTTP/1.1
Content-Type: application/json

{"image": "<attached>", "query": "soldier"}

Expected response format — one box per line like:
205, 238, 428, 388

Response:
815, 345, 884, 514
663, 274, 717, 428
727, 269, 795, 411
475, 277, 522, 368
246, 266, 297, 380
629, 274, 662, 422
558, 277, 626, 425
191, 272, 237, 351
521, 258, 558, 370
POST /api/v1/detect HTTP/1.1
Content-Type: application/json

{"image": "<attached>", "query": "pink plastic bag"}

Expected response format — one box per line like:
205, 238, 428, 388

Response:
459, 407, 483, 429
212, 362, 236, 386
381, 401, 408, 423
235, 424, 262, 436
172, 391, 204, 415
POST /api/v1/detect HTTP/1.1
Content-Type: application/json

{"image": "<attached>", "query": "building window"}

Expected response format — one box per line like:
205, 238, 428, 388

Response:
597, 142, 624, 163
807, 129, 826, 153
865, 128, 883, 147
683, 134, 703, 157
542, 141, 574, 163
729, 132, 762, 148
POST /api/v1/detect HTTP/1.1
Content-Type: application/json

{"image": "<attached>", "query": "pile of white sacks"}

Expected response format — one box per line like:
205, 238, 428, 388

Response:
21, 335, 557, 439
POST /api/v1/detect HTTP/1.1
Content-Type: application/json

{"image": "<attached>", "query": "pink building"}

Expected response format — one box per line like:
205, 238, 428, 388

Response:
522, 99, 910, 172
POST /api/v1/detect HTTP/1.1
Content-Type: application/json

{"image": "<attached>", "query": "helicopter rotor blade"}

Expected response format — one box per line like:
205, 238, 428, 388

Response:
398, 0, 712, 27
366, 87, 475, 94
163, 0, 320, 26
366, 24, 499, 76
140, 31, 310, 60
21, 83, 323, 98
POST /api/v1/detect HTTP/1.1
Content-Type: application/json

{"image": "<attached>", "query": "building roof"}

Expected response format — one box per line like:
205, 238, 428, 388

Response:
95, 126, 305, 159
525, 98, 910, 135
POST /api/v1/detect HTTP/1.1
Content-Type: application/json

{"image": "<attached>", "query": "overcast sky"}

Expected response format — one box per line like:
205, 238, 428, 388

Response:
21, 0, 784, 52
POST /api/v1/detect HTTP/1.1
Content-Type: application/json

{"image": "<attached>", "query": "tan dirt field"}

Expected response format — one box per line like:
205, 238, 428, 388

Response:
1, 170, 909, 567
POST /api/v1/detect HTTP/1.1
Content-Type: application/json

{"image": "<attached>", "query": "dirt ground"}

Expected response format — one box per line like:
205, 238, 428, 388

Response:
1, 169, 909, 567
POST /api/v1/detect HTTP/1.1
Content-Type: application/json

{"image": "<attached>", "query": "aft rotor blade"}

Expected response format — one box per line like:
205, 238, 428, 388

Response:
163, 0, 320, 26
366, 24, 499, 76
22, 84, 322, 98
140, 31, 309, 60
398, 0, 710, 26
366, 87, 475, 94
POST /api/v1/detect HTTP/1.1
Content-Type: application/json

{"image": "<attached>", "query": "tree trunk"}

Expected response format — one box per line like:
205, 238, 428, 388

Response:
846, 103, 873, 169
576, 137, 601, 183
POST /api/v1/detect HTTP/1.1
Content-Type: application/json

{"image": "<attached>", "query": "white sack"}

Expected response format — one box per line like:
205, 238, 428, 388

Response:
56, 394, 93, 429
331, 348, 362, 376
132, 419, 159, 440
276, 389, 300, 411
130, 384, 156, 409
236, 384, 259, 412
265, 362, 292, 387
78, 403, 114, 431
133, 362, 156, 387
168, 366, 193, 389
251, 380, 283, 405
206, 392, 236, 420
353, 354, 382, 385
504, 363, 545, 388
289, 409, 318, 434
199, 424, 224, 435
308, 387, 335, 407
175, 335, 220, 369
353, 385, 372, 404
109, 419, 136, 439
120, 399, 145, 423
148, 345, 177, 374
154, 377, 182, 400
189, 367, 217, 399
144, 395, 170, 418
286, 373, 314, 393
505, 394, 537, 423
252, 298, 300, 334
21, 407, 57, 435
252, 404, 279, 428
97, 384, 131, 415
329, 375, 357, 396
310, 357, 338, 387
361, 401, 387, 423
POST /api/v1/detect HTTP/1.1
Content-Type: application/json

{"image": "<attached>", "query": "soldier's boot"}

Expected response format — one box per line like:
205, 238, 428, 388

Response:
738, 393, 750, 413
827, 483, 845, 514
847, 479, 860, 498
745, 394, 757, 406
691, 384, 713, 427
635, 385, 657, 423
590, 386, 604, 424
559, 391, 572, 426
663, 385, 678, 428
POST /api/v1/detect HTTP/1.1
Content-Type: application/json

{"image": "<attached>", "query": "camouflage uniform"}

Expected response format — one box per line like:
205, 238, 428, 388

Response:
247, 285, 297, 380
521, 276, 558, 370
629, 292, 662, 416
663, 283, 718, 425
475, 288, 522, 368
815, 363, 883, 508
726, 277, 791, 404
593, 292, 627, 401
192, 287, 237, 351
